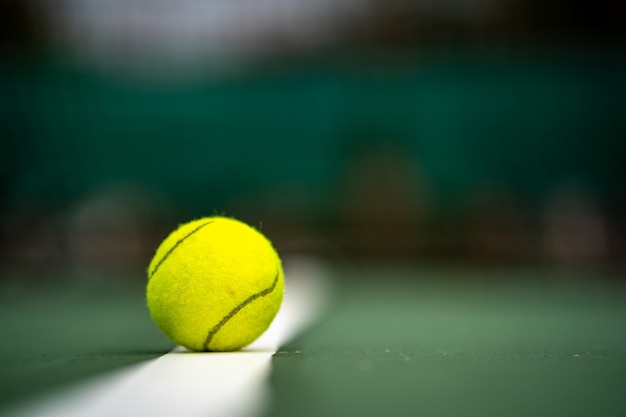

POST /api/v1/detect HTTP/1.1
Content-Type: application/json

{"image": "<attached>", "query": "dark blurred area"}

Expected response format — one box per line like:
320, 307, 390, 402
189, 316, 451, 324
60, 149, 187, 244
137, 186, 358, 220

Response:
1, 0, 625, 283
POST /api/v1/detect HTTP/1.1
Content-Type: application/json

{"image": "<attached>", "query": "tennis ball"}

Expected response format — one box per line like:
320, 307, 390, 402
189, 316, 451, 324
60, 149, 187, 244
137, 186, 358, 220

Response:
146, 216, 284, 351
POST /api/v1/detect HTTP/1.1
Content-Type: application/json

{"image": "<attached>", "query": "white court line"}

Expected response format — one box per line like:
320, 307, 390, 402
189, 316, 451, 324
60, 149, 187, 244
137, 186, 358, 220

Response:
3, 257, 330, 417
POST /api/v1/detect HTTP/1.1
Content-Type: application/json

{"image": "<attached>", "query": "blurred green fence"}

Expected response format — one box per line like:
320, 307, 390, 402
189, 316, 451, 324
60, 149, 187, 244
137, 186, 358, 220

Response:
2, 48, 624, 216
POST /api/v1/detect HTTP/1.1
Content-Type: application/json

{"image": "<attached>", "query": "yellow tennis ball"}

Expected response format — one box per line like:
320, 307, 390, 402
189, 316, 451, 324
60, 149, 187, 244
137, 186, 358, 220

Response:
146, 216, 284, 351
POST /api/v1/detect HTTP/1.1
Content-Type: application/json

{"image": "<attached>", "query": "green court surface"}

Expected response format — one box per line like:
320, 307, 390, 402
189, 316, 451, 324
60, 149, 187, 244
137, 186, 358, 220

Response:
1, 265, 625, 417
271, 266, 626, 417
0, 283, 171, 409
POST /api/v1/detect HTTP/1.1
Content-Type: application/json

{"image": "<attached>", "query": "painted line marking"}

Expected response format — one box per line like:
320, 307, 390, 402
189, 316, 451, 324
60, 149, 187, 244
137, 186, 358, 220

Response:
3, 257, 330, 417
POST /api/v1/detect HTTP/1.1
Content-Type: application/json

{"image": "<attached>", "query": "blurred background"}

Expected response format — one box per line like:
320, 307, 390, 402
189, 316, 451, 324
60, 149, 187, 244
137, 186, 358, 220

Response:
1, 0, 625, 284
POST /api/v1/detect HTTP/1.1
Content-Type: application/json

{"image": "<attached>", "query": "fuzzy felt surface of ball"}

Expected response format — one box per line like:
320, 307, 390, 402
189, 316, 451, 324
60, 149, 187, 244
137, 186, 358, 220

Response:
146, 216, 284, 351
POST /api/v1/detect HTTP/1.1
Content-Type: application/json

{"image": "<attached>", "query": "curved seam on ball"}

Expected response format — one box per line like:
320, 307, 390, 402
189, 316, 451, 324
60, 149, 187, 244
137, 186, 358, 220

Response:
149, 220, 215, 279
203, 271, 280, 351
